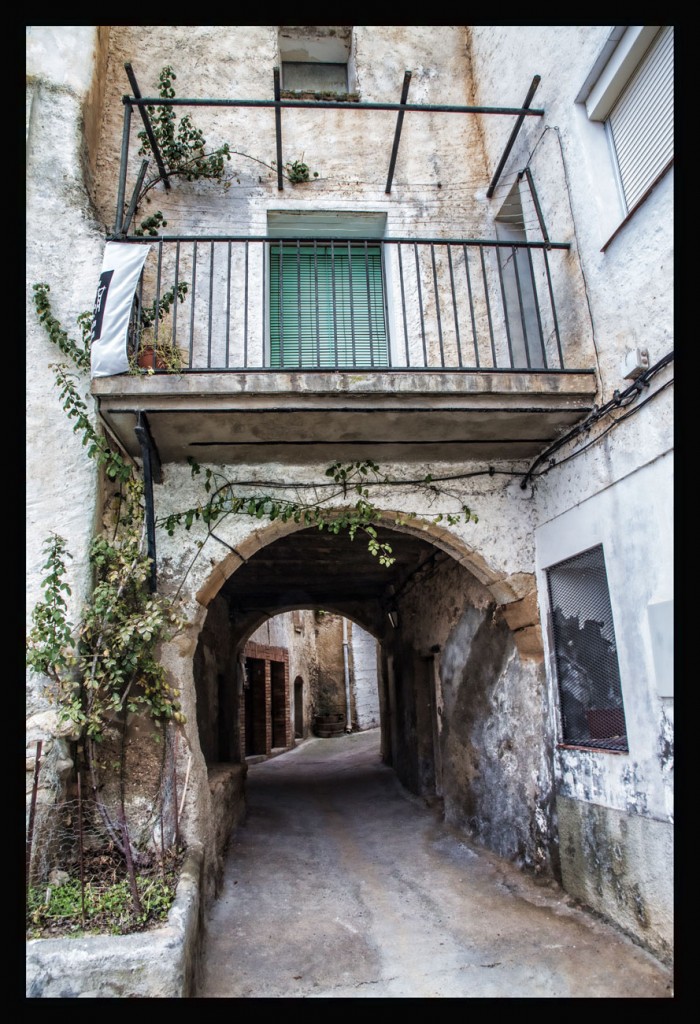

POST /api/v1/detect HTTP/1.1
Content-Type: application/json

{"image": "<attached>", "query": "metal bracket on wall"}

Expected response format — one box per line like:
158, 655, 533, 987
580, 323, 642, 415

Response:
134, 412, 163, 592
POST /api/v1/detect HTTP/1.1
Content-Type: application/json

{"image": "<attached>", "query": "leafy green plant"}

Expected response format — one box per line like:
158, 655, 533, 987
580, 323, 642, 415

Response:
284, 158, 319, 184
133, 65, 232, 222
29, 285, 187, 912
129, 282, 189, 373
26, 849, 183, 938
160, 457, 478, 573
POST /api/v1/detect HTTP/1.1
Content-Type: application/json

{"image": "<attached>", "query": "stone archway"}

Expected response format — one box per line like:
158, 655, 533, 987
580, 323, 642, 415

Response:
184, 511, 555, 886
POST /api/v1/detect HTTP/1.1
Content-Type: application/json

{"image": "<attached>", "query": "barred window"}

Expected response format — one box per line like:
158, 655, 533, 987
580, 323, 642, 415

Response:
546, 544, 628, 752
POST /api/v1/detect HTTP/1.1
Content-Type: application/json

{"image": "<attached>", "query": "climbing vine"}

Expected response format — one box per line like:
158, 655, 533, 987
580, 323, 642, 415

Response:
131, 65, 318, 236
160, 457, 478, 575
28, 282, 479, 916
28, 284, 187, 905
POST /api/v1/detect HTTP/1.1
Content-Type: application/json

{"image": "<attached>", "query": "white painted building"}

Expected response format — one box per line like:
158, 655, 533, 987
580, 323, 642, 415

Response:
26, 26, 673, 967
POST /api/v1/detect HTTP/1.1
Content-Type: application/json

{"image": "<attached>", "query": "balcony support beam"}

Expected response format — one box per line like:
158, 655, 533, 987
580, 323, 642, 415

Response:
114, 101, 131, 236
134, 412, 162, 593
385, 71, 412, 194
487, 76, 541, 198
124, 63, 171, 192
121, 159, 150, 237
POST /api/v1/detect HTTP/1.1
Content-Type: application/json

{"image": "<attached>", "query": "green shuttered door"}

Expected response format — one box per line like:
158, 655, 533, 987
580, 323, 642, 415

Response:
269, 243, 389, 368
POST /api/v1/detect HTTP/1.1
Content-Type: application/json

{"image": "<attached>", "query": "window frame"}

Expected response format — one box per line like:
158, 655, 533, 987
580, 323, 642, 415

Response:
576, 25, 674, 248
278, 26, 355, 96
545, 543, 629, 754
265, 211, 391, 369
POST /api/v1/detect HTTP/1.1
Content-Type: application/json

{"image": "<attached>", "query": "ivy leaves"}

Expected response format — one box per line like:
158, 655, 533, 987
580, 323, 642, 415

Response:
158, 458, 478, 570
30, 289, 186, 740
27, 485, 186, 742
135, 64, 232, 217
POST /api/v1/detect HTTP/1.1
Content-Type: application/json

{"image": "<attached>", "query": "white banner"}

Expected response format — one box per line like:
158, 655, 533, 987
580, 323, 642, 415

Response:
90, 242, 151, 377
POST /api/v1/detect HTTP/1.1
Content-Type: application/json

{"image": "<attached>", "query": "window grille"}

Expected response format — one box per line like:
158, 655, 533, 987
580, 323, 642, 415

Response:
546, 544, 628, 752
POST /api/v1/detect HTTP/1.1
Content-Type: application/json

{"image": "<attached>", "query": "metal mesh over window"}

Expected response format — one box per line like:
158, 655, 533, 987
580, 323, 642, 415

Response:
546, 545, 628, 752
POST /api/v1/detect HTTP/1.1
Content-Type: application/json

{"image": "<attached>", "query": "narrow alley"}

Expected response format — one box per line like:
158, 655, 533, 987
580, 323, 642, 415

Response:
195, 729, 673, 999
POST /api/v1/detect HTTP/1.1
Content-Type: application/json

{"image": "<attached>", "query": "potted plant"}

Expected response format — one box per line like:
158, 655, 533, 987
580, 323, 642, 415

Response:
129, 282, 189, 373
133, 329, 188, 373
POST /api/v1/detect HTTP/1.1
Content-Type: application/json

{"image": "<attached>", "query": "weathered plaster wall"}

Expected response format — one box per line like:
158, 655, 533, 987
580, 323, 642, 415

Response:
467, 25, 673, 957
26, 26, 115, 812
534, 453, 673, 960
390, 556, 556, 875
91, 26, 484, 240
468, 25, 674, 403
349, 622, 380, 730
556, 796, 673, 965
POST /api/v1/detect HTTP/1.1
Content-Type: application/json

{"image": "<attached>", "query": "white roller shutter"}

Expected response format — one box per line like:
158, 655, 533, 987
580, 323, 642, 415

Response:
608, 25, 674, 212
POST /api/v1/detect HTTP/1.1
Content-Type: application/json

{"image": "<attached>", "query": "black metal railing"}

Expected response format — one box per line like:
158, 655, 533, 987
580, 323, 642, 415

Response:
123, 236, 573, 373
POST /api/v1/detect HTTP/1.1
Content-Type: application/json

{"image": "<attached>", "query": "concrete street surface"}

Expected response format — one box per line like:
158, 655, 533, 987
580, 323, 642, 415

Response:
196, 728, 673, 999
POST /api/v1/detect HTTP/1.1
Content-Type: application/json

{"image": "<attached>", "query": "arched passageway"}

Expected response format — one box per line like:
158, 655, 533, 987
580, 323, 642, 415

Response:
192, 516, 556, 879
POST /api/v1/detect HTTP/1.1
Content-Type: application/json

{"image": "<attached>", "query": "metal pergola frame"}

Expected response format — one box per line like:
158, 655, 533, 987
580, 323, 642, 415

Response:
115, 64, 543, 235
112, 63, 546, 587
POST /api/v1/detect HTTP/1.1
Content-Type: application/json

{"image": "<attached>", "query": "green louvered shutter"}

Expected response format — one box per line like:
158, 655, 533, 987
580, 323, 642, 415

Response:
269, 242, 388, 368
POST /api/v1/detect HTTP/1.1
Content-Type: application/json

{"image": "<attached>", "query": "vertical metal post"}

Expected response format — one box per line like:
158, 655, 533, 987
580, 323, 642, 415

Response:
274, 67, 284, 191
397, 244, 410, 366
414, 244, 427, 366
463, 245, 479, 368
207, 241, 214, 367
243, 241, 249, 368
114, 102, 132, 235
313, 239, 321, 367
134, 412, 158, 592
447, 246, 462, 367
431, 244, 445, 367
296, 240, 302, 366
364, 242, 374, 366
173, 241, 182, 356
497, 246, 517, 368
348, 241, 356, 366
225, 241, 232, 369
342, 618, 353, 733
480, 246, 497, 367
26, 740, 42, 884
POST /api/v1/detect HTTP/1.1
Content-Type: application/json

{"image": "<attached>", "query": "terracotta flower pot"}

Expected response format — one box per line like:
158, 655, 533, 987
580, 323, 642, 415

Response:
137, 346, 168, 370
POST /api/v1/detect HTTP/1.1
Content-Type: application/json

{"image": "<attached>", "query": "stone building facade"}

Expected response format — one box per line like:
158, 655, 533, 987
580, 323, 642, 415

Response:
26, 25, 673, 967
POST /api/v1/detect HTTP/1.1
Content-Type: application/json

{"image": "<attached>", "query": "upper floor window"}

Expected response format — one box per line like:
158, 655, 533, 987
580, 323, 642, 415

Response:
278, 26, 354, 96
579, 26, 673, 222
546, 544, 628, 753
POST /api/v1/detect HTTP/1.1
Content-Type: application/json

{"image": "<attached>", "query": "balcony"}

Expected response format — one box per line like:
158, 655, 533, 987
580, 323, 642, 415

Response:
91, 235, 597, 465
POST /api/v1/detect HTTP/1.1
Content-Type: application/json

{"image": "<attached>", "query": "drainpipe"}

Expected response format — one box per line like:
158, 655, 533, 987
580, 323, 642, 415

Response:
342, 618, 353, 733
